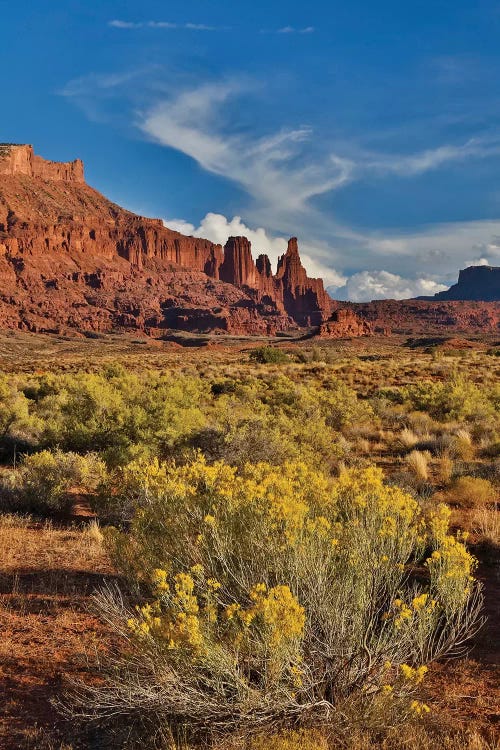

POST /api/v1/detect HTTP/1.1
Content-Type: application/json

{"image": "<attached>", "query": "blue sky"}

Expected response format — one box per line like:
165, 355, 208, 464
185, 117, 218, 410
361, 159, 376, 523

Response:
2, 0, 500, 299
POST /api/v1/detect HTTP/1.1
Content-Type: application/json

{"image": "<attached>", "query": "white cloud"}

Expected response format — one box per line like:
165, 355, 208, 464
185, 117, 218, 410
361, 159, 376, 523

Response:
109, 20, 220, 31
351, 220, 500, 268
261, 26, 315, 34
61, 70, 500, 297
333, 271, 448, 302
139, 81, 351, 225
463, 257, 490, 266
277, 26, 315, 34
109, 20, 141, 29
138, 79, 500, 239
364, 138, 500, 177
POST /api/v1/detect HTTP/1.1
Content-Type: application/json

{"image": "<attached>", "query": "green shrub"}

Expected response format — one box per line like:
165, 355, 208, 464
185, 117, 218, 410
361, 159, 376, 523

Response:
249, 346, 290, 364
403, 376, 496, 422
12, 449, 107, 514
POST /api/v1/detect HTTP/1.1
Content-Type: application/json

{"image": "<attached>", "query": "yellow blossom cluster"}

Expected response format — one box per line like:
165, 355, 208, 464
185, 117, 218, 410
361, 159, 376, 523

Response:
400, 664, 428, 684
426, 507, 477, 610
224, 584, 306, 649
410, 700, 430, 717
386, 595, 437, 628
128, 571, 204, 652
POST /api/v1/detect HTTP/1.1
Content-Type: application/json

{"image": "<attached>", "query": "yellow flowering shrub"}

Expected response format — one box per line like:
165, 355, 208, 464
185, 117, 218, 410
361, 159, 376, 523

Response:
100, 456, 481, 736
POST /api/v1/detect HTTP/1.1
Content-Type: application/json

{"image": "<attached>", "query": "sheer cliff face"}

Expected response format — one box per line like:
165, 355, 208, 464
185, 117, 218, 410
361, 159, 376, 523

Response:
275, 238, 332, 325
0, 145, 336, 335
0, 145, 224, 278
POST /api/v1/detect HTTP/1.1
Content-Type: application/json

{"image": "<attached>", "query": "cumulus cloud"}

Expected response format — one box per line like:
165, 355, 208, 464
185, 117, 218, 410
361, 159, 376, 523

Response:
333, 271, 448, 302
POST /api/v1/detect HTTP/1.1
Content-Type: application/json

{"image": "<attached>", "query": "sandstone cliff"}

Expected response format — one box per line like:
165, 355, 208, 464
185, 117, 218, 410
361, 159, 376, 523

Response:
0, 144, 84, 183
0, 144, 341, 337
347, 299, 500, 334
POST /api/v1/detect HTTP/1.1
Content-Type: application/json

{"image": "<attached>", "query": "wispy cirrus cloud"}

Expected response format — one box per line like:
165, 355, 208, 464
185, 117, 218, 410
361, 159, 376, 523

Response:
108, 20, 316, 35
62, 70, 500, 298
109, 20, 222, 31
260, 26, 315, 34
363, 138, 500, 176
277, 26, 315, 34
139, 80, 352, 222
138, 78, 500, 225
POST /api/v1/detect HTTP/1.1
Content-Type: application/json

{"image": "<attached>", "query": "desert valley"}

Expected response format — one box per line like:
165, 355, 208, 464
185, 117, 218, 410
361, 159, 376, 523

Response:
0, 137, 498, 750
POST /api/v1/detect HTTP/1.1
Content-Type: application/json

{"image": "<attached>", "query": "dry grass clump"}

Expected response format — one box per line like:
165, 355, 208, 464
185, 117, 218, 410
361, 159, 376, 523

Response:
471, 506, 500, 545
437, 454, 454, 485
399, 427, 419, 449
405, 450, 431, 481
450, 430, 475, 462
449, 476, 497, 509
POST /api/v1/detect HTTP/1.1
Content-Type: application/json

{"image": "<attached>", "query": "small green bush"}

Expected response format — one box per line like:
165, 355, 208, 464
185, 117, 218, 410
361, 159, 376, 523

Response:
12, 449, 107, 514
249, 346, 290, 364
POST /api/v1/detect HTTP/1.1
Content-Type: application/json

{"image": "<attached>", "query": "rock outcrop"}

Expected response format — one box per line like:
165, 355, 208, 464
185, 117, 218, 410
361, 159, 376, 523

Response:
219, 237, 258, 288
316, 308, 374, 338
0, 144, 84, 183
275, 238, 332, 325
347, 299, 500, 334
218, 236, 333, 326
0, 144, 339, 336
422, 265, 500, 302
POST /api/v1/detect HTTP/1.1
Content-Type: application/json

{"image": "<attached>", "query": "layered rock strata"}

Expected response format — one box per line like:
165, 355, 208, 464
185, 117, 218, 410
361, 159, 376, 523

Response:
0, 144, 343, 336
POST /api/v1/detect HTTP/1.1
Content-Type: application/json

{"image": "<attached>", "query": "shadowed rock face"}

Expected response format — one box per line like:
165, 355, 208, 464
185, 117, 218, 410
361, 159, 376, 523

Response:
0, 145, 341, 336
275, 238, 333, 326
424, 266, 500, 302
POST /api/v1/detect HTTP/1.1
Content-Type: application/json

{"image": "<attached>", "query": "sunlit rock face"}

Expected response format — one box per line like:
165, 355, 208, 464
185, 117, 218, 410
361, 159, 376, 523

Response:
0, 145, 339, 335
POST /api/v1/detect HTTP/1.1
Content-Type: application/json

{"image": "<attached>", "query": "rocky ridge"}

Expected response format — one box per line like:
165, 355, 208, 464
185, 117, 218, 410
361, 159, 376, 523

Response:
0, 144, 366, 337
1, 144, 497, 339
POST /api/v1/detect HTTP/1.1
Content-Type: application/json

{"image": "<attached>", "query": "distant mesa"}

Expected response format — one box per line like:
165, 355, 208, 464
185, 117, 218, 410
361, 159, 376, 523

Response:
419, 265, 500, 302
